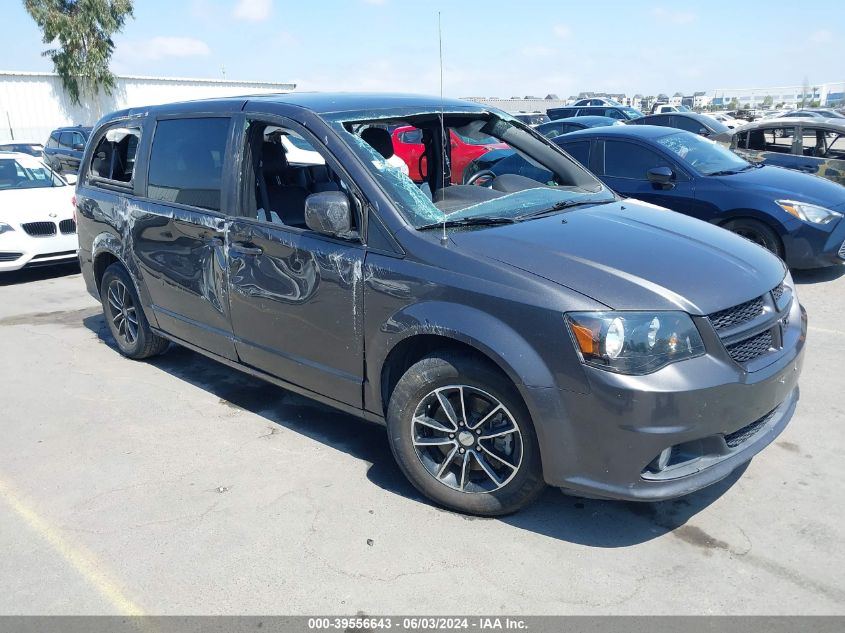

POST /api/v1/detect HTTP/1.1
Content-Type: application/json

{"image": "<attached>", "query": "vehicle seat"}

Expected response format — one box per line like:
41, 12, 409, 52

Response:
307, 165, 339, 193
361, 127, 396, 160
748, 130, 767, 151
813, 131, 827, 157
262, 141, 308, 226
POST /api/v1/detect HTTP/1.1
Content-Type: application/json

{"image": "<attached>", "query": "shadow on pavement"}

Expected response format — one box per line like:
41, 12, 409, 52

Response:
792, 264, 845, 285
82, 313, 741, 547
0, 262, 80, 287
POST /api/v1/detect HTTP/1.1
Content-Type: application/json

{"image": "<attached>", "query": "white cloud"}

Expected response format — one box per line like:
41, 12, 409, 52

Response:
138, 36, 211, 60
553, 24, 572, 38
652, 7, 697, 24
810, 29, 832, 43
233, 0, 272, 21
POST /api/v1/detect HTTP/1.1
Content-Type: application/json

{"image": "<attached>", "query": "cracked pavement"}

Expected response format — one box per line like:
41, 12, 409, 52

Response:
1, 264, 844, 615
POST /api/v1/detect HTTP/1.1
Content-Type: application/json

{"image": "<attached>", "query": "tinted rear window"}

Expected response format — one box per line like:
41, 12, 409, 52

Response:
561, 141, 589, 167
147, 118, 230, 211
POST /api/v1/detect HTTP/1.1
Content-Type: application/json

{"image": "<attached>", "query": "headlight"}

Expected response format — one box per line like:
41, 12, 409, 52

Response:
776, 200, 843, 225
0, 222, 14, 235
566, 311, 706, 375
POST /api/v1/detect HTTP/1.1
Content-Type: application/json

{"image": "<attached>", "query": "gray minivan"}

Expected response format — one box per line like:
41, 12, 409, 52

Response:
75, 93, 805, 515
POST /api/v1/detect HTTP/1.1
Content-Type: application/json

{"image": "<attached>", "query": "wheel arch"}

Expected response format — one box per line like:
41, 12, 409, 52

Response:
91, 232, 159, 328
369, 301, 560, 418
717, 210, 788, 258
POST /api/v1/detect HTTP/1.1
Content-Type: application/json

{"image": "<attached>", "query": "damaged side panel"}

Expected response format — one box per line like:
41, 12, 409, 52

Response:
226, 219, 365, 408
129, 200, 236, 360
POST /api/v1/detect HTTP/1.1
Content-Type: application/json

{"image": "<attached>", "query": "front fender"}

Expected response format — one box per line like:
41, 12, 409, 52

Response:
370, 301, 558, 397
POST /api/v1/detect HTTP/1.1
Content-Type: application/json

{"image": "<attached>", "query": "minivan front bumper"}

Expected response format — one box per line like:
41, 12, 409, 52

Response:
526, 304, 806, 502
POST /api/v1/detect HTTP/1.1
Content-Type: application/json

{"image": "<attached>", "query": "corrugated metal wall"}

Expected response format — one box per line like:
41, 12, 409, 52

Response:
0, 71, 295, 143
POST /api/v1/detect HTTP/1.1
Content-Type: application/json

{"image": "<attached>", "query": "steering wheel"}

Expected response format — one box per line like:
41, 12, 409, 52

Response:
466, 169, 498, 186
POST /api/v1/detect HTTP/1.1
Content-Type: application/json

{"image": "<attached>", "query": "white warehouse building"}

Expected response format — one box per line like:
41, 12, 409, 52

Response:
0, 70, 296, 143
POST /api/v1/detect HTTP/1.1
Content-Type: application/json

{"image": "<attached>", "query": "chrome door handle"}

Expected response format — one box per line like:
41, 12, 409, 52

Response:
230, 242, 263, 256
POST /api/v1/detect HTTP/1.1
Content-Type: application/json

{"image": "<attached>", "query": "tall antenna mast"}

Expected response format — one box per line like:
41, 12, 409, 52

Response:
438, 11, 448, 246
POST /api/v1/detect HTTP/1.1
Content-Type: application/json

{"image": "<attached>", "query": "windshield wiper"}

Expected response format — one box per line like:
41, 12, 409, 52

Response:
708, 164, 757, 176
418, 216, 517, 231
515, 198, 614, 220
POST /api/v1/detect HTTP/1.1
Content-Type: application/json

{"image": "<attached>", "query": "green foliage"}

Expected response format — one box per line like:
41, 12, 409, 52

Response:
24, 0, 134, 105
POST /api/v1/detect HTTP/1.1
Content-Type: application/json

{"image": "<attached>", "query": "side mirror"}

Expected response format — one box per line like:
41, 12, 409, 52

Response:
73, 143, 85, 151
63, 173, 77, 185
698, 128, 710, 137
647, 166, 675, 189
304, 191, 353, 237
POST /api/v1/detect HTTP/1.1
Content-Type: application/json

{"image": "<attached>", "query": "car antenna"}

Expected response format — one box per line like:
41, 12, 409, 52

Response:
438, 11, 448, 247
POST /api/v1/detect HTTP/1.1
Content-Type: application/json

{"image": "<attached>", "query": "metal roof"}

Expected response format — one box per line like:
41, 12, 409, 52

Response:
0, 69, 295, 89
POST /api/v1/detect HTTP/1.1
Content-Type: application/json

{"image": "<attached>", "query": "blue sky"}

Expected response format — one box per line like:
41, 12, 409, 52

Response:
4, 0, 843, 97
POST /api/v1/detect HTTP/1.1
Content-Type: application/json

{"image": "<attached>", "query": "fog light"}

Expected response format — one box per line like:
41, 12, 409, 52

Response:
649, 447, 673, 472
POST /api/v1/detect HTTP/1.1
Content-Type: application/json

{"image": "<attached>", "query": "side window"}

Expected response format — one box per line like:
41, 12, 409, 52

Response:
242, 121, 359, 233
735, 131, 749, 149
47, 133, 59, 149
562, 141, 590, 168
603, 141, 671, 179
399, 129, 422, 144
147, 117, 230, 211
798, 128, 844, 158
71, 132, 85, 148
58, 132, 72, 148
90, 127, 141, 184
748, 128, 793, 153
674, 117, 705, 134
604, 109, 625, 120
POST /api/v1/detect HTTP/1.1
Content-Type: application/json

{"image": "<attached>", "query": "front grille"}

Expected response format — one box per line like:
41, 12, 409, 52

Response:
708, 296, 764, 331
771, 283, 785, 303
839, 239, 845, 260
0, 252, 22, 262
724, 408, 776, 448
59, 219, 76, 234
726, 329, 774, 363
21, 221, 56, 237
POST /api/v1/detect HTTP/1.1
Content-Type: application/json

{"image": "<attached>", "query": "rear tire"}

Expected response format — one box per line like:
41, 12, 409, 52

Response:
386, 352, 545, 516
100, 263, 169, 359
723, 218, 784, 259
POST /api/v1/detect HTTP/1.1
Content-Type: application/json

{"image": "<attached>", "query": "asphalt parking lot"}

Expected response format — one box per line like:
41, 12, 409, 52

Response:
1, 263, 844, 615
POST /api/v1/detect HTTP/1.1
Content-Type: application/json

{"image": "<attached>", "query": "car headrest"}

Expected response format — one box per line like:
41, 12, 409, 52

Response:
361, 127, 394, 159
261, 141, 288, 173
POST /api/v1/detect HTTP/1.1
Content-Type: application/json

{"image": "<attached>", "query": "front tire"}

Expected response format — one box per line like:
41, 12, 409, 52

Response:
386, 352, 545, 516
723, 218, 784, 259
100, 263, 169, 359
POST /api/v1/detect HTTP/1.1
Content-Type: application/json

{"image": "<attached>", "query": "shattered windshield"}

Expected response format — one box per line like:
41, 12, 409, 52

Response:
328, 108, 613, 229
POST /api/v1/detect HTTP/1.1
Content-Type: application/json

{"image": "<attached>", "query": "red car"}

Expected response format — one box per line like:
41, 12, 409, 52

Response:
391, 125, 508, 183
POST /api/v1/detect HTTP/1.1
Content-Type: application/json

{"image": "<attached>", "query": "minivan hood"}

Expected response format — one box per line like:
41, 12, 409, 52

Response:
449, 201, 786, 314
718, 164, 845, 209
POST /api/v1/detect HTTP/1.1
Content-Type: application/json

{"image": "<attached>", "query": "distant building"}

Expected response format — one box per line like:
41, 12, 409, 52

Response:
711, 81, 845, 109
0, 70, 295, 142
